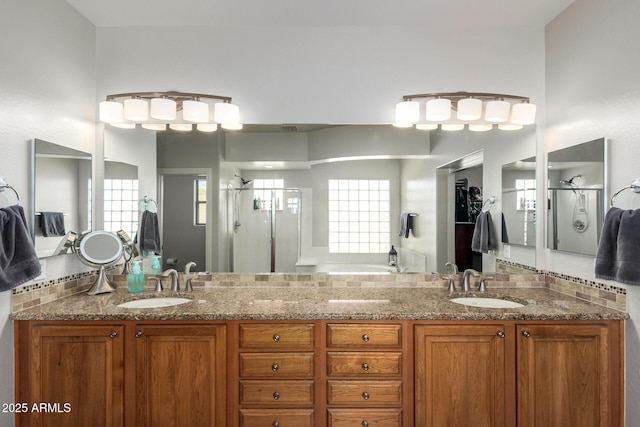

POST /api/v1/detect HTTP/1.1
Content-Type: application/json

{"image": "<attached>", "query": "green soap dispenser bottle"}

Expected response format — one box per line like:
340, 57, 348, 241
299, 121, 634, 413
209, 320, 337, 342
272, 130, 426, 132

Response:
151, 256, 162, 275
128, 260, 145, 293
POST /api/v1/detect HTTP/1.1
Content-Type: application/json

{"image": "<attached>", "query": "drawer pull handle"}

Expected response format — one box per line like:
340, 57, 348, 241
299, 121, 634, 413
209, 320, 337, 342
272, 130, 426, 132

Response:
135, 331, 143, 338
109, 331, 118, 339
362, 392, 370, 400
273, 334, 280, 342
273, 422, 279, 427
273, 392, 280, 400
362, 334, 370, 342
497, 331, 505, 338
362, 363, 369, 371
362, 421, 369, 427
522, 331, 531, 338
272, 364, 279, 372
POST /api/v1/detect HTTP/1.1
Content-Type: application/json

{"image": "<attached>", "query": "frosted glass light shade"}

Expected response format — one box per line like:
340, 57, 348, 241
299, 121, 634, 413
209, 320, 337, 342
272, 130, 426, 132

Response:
484, 100, 510, 123
469, 123, 493, 132
124, 98, 149, 122
392, 122, 413, 128
426, 98, 451, 121
498, 123, 523, 131
169, 123, 193, 131
141, 123, 167, 131
197, 123, 218, 132
221, 122, 243, 130
214, 102, 240, 124
457, 98, 482, 121
441, 123, 464, 131
150, 98, 176, 120
110, 122, 136, 129
395, 101, 420, 124
416, 123, 438, 130
99, 101, 124, 123
183, 100, 209, 123
510, 102, 537, 125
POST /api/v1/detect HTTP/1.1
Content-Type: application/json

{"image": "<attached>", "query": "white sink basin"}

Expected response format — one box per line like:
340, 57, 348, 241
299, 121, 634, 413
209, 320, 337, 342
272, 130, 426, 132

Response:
450, 297, 525, 309
117, 297, 192, 309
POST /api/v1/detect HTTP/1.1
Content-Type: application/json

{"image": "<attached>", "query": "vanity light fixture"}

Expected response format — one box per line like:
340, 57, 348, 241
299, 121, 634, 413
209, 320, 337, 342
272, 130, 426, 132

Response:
394, 91, 536, 131
99, 91, 242, 132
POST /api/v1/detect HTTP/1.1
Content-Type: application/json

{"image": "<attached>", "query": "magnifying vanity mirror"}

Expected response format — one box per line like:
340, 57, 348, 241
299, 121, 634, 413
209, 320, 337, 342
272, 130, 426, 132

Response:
76, 230, 123, 295
31, 139, 92, 258
502, 157, 536, 247
547, 137, 606, 256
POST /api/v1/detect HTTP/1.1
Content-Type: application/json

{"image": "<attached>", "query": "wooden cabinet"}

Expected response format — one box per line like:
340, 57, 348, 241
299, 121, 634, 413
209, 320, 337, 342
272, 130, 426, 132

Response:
134, 324, 226, 427
516, 323, 622, 427
15, 322, 125, 427
414, 324, 508, 427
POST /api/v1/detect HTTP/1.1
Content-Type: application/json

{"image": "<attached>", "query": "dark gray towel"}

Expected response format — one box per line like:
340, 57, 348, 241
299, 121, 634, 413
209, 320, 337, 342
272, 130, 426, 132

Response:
611, 209, 640, 285
138, 210, 161, 255
0, 205, 41, 291
595, 207, 624, 281
501, 213, 509, 244
471, 211, 498, 253
399, 213, 413, 238
40, 212, 65, 237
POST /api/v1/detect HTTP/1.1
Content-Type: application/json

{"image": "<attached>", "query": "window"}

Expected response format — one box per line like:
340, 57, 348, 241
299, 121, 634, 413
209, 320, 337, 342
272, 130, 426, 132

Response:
515, 178, 536, 211
104, 178, 139, 239
253, 179, 284, 211
328, 179, 390, 253
195, 179, 207, 225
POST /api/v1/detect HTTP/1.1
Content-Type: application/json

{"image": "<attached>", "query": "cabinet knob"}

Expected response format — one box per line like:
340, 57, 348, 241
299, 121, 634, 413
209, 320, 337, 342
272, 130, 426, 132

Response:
109, 331, 118, 339
362, 392, 370, 400
273, 422, 279, 427
362, 334, 370, 342
362, 421, 369, 427
273, 334, 280, 342
273, 392, 280, 400
272, 364, 279, 372
522, 331, 531, 338
362, 363, 369, 371
135, 331, 143, 338
497, 331, 505, 338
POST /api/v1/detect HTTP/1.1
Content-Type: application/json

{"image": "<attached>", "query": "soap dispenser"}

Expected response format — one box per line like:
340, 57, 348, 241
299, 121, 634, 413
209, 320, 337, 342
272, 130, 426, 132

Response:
128, 260, 145, 293
151, 256, 162, 276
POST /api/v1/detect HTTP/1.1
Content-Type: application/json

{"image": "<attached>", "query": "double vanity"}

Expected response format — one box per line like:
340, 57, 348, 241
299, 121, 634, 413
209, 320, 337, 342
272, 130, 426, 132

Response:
11, 272, 626, 426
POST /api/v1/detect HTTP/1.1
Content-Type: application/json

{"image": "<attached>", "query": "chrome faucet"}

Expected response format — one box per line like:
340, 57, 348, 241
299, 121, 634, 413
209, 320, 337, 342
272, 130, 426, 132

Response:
445, 262, 459, 274
462, 269, 481, 292
184, 261, 197, 275
162, 269, 180, 292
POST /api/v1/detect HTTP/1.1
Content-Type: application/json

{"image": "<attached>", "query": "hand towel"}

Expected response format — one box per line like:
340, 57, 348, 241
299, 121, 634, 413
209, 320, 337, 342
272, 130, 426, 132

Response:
138, 210, 161, 255
0, 205, 41, 291
501, 213, 509, 244
595, 207, 624, 281
399, 213, 413, 238
471, 211, 498, 253
612, 209, 640, 285
40, 212, 65, 237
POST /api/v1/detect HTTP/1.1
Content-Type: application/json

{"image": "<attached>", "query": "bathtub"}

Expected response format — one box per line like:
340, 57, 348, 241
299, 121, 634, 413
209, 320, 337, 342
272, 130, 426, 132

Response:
312, 263, 398, 273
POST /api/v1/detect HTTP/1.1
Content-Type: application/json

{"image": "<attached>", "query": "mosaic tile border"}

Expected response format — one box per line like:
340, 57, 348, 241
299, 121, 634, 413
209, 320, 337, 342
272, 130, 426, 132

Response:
540, 270, 627, 296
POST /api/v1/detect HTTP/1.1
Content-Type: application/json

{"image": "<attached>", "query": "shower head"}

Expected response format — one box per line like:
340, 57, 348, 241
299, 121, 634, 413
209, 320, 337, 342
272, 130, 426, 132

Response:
235, 175, 253, 188
559, 174, 582, 186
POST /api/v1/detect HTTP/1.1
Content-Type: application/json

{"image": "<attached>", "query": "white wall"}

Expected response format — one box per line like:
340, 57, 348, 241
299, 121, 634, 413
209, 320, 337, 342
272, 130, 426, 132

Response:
545, 0, 640, 423
0, 1, 96, 425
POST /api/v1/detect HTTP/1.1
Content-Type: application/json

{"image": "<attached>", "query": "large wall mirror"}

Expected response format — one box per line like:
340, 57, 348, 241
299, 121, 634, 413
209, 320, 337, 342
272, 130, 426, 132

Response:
108, 123, 536, 274
31, 138, 92, 258
547, 137, 606, 256
502, 157, 536, 247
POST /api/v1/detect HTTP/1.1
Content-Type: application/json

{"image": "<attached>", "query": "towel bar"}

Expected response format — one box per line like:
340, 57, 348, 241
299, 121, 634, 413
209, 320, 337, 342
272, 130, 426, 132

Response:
0, 177, 20, 206
610, 179, 640, 207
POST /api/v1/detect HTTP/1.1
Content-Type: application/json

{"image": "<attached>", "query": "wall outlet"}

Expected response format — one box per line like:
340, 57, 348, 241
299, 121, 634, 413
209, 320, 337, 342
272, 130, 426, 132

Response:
503, 244, 511, 259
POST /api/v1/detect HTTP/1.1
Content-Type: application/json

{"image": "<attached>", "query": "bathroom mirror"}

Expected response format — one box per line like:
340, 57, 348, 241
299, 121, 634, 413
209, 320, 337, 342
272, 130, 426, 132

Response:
502, 157, 536, 247
547, 137, 606, 256
31, 139, 92, 258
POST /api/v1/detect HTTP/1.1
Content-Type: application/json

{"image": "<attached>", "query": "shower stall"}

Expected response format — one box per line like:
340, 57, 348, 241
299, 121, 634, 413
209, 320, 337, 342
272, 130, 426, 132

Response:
229, 187, 301, 272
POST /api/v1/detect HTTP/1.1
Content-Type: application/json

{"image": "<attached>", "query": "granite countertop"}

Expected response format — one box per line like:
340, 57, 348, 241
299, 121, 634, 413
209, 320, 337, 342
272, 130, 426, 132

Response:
10, 285, 629, 321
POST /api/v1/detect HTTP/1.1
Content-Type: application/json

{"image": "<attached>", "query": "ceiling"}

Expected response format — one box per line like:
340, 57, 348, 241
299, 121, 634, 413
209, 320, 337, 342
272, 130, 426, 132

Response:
66, 0, 574, 28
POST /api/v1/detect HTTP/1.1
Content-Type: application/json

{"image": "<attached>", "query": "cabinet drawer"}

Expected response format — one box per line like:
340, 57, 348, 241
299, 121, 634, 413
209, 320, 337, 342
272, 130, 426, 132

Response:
240, 323, 315, 349
240, 408, 314, 427
328, 408, 402, 427
327, 352, 402, 377
327, 324, 402, 348
327, 380, 402, 405
240, 380, 314, 405
240, 352, 315, 378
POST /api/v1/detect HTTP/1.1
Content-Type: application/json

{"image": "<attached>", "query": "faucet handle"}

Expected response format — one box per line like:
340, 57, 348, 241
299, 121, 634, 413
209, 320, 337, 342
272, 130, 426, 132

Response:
478, 277, 493, 292
152, 277, 163, 292
446, 276, 456, 293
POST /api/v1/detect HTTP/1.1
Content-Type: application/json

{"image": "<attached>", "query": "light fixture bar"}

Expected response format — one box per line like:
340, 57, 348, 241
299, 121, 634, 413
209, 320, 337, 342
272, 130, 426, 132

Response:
105, 91, 232, 103
402, 91, 530, 104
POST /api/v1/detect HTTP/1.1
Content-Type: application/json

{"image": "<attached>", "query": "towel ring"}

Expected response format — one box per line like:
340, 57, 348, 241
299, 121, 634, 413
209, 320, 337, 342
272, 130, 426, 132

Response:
610, 179, 640, 207
482, 196, 496, 212
141, 195, 158, 212
0, 178, 20, 206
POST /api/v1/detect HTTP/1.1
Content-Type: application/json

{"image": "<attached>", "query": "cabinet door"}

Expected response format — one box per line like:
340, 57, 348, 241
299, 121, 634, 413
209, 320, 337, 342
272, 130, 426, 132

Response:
22, 323, 124, 427
415, 324, 506, 427
517, 324, 611, 427
135, 324, 226, 427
